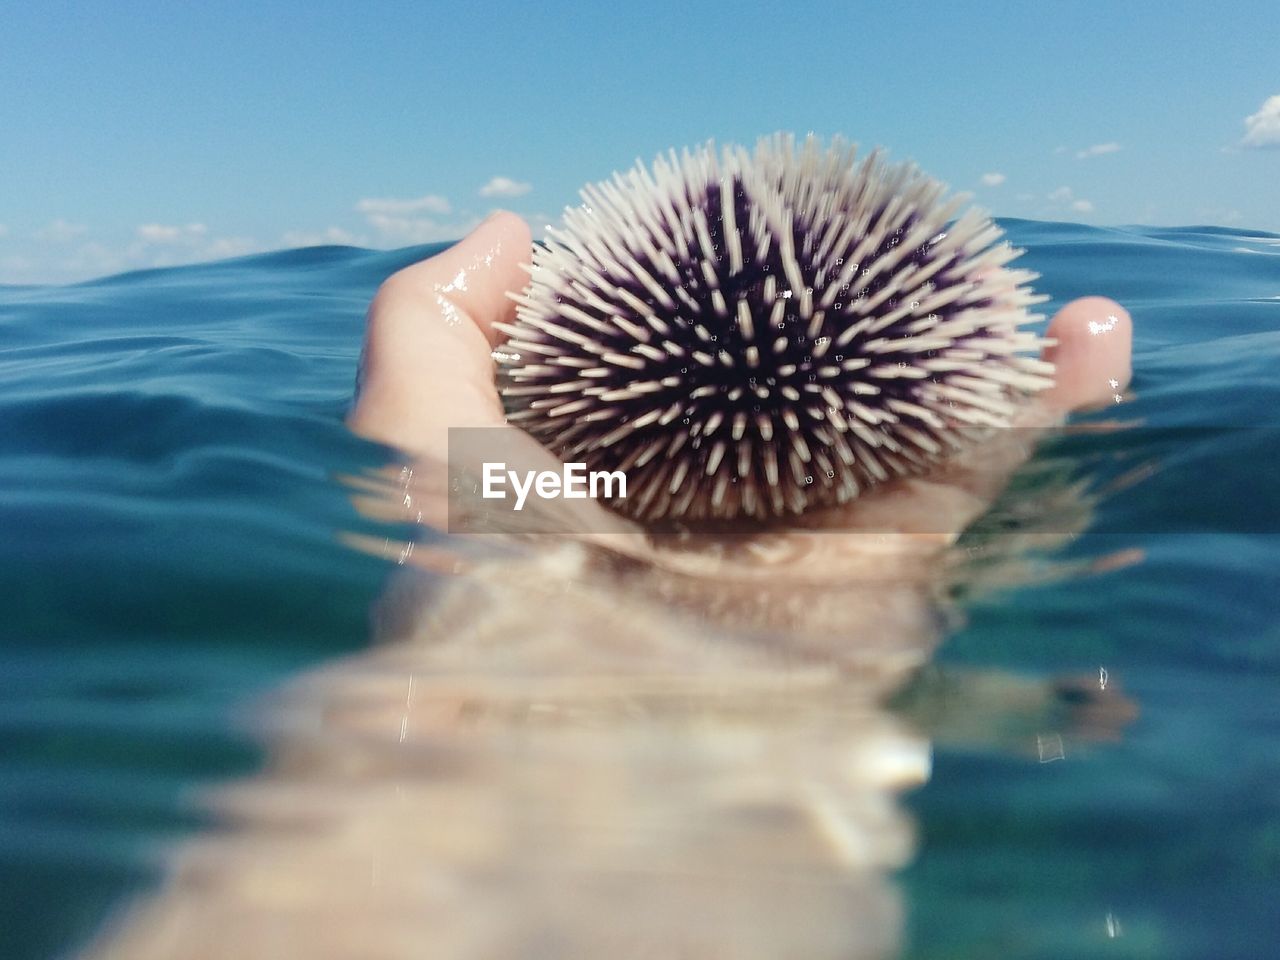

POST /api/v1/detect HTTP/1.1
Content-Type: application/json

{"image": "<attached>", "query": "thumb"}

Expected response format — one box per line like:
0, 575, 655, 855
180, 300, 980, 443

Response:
348, 212, 533, 455
1038, 296, 1133, 414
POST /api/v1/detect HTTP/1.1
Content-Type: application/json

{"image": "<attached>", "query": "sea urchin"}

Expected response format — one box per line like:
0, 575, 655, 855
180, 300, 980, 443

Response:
496, 134, 1054, 523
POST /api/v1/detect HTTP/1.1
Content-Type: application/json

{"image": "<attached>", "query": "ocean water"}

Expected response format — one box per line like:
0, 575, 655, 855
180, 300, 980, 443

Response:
1, 221, 1277, 959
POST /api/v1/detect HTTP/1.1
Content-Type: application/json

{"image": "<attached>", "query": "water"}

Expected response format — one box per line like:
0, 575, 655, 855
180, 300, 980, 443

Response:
1, 223, 1277, 959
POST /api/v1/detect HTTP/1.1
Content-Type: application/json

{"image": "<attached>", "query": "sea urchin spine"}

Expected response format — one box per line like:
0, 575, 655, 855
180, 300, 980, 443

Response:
496, 134, 1054, 523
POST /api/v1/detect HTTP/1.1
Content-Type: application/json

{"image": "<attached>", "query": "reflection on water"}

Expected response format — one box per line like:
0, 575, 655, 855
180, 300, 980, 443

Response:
81, 438, 1135, 959
83, 552, 922, 958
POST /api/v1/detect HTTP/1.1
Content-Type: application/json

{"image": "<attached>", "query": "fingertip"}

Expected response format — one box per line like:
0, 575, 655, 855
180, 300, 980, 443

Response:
480, 208, 532, 246
350, 214, 533, 453
1039, 296, 1132, 413
376, 211, 533, 344
460, 211, 533, 343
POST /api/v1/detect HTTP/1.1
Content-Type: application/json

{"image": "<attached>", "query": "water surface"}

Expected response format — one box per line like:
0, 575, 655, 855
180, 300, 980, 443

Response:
1, 223, 1277, 958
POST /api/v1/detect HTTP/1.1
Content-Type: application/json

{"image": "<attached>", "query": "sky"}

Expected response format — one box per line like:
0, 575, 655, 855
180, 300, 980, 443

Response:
2, 0, 1278, 284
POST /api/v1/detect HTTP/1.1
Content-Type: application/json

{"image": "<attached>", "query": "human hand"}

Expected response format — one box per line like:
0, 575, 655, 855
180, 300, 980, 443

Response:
347, 212, 1133, 563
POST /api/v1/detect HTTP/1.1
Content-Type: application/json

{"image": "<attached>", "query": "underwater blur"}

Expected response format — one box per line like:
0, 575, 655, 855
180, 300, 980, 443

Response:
1, 221, 1278, 959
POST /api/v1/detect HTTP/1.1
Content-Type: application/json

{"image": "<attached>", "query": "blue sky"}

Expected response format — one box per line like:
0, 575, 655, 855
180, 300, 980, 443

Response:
2, 0, 1278, 284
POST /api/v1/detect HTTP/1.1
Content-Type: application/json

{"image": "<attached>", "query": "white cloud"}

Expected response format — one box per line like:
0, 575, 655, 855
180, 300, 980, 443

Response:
136, 222, 208, 244
355, 194, 451, 216
129, 228, 259, 268
281, 226, 361, 247
1241, 94, 1280, 149
980, 172, 1006, 187
1076, 142, 1122, 160
199, 237, 258, 260
353, 195, 470, 244
130, 222, 252, 267
1046, 186, 1095, 216
35, 219, 88, 243
1, 222, 266, 284
363, 213, 482, 245
351, 191, 492, 246
479, 176, 532, 198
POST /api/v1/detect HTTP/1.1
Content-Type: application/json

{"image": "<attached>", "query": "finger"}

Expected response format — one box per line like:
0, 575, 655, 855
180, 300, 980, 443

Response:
795, 297, 1135, 543
1038, 296, 1133, 414
348, 212, 532, 457
374, 209, 531, 349
917, 297, 1133, 525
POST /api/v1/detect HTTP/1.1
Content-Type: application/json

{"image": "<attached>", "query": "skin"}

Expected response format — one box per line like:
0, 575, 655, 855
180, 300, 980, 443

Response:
347, 210, 1133, 571
349, 210, 1131, 458
81, 212, 1137, 960
341, 209, 1137, 701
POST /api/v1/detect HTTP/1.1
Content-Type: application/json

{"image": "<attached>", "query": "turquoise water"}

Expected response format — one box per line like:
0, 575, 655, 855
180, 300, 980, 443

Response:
2, 223, 1278, 958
